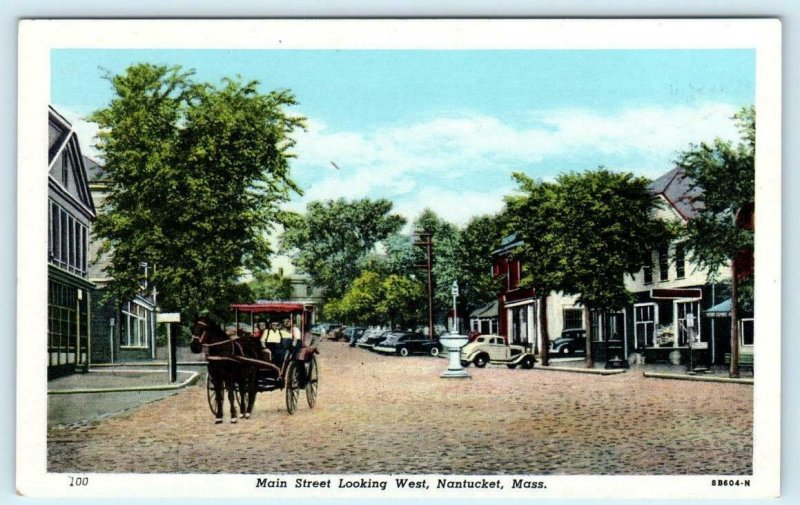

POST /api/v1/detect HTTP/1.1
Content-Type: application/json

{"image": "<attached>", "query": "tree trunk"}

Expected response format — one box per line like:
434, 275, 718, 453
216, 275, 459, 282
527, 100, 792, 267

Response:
729, 262, 740, 378
584, 306, 594, 368
539, 295, 550, 366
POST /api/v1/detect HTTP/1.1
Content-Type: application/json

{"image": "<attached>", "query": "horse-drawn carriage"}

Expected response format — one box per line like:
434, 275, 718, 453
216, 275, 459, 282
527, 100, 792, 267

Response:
190, 301, 319, 422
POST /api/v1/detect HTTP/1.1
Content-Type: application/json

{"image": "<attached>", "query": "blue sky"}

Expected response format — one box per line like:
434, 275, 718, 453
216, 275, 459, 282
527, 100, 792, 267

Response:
52, 49, 755, 226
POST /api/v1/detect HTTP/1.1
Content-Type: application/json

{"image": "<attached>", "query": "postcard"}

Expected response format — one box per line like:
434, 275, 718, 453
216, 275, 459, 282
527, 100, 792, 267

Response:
17, 19, 781, 498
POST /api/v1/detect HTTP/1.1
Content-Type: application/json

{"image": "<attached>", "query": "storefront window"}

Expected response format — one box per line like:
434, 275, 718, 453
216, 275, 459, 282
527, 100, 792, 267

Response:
47, 281, 87, 369
675, 300, 701, 346
634, 303, 656, 348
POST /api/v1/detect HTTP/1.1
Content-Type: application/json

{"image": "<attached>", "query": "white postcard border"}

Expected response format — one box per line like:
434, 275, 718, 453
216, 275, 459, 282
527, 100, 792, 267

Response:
17, 18, 782, 498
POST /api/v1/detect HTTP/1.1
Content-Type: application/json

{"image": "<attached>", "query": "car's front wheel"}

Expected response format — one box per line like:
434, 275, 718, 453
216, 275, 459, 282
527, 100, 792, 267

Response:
398, 347, 410, 357
429, 346, 440, 357
521, 355, 535, 369
474, 353, 489, 368
561, 346, 571, 355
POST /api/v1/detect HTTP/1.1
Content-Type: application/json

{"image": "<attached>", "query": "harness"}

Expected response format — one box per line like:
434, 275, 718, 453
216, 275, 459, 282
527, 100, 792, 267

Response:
192, 325, 278, 371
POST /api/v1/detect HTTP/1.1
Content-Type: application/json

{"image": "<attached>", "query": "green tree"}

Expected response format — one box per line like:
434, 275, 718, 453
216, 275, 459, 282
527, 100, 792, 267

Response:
505, 176, 561, 364
379, 274, 426, 329
412, 209, 461, 310
458, 214, 506, 313
246, 271, 294, 301
281, 198, 405, 300
547, 169, 672, 367
676, 105, 755, 377
331, 270, 387, 325
90, 63, 304, 319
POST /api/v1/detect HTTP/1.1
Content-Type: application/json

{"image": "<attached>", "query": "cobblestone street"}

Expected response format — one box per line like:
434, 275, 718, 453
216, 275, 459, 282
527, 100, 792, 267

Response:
47, 340, 753, 475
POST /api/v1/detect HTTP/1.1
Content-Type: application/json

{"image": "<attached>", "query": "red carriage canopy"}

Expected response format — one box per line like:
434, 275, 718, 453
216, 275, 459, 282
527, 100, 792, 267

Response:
230, 301, 307, 313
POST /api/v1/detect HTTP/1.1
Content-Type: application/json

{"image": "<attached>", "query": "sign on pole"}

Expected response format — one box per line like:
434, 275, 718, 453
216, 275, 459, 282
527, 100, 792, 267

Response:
156, 312, 181, 383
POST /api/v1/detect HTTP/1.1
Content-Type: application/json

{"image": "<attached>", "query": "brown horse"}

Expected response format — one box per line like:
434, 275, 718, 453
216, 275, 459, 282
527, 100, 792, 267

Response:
190, 316, 260, 424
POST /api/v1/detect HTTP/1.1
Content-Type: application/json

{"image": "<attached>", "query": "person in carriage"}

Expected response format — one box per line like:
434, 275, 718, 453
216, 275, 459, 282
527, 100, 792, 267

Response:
259, 319, 290, 364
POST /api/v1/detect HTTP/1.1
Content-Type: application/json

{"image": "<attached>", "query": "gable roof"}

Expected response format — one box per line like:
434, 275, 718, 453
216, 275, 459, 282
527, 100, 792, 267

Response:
648, 166, 703, 221
83, 154, 110, 184
48, 106, 96, 218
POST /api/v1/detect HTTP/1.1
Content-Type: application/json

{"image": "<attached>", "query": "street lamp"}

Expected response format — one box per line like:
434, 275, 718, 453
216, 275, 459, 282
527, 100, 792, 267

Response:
439, 280, 469, 379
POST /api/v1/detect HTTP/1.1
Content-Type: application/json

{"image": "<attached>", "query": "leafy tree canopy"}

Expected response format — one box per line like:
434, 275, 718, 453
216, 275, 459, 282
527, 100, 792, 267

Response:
325, 270, 425, 329
245, 271, 294, 301
403, 209, 504, 314
510, 169, 673, 312
281, 198, 405, 300
90, 63, 304, 319
677, 105, 755, 274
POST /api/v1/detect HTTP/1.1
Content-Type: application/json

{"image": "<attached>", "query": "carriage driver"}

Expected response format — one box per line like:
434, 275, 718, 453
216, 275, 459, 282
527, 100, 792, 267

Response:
259, 320, 286, 363
281, 317, 301, 360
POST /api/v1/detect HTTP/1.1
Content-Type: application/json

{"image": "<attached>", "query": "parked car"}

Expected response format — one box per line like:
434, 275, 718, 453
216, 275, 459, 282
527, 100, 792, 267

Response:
460, 334, 535, 369
345, 327, 366, 347
326, 325, 346, 341
373, 332, 442, 357
549, 329, 586, 355
310, 322, 339, 336
356, 328, 392, 349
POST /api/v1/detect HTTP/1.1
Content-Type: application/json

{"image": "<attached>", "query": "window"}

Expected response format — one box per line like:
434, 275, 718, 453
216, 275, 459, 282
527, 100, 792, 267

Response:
634, 304, 656, 348
590, 311, 604, 342
508, 259, 521, 289
50, 202, 59, 260
675, 300, 701, 346
659, 246, 669, 281
563, 308, 584, 330
675, 243, 686, 278
47, 201, 87, 275
643, 250, 653, 284
47, 281, 87, 368
121, 302, 150, 347
510, 305, 529, 345
740, 318, 754, 346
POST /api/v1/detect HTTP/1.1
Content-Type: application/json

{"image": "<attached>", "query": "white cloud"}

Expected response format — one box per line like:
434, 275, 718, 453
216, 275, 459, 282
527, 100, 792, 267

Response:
394, 186, 513, 229
290, 101, 743, 224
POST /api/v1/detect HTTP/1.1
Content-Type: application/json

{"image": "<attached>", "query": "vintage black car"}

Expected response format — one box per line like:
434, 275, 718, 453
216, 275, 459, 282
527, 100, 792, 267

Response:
345, 327, 366, 347
549, 328, 587, 355
373, 332, 442, 357
356, 328, 393, 349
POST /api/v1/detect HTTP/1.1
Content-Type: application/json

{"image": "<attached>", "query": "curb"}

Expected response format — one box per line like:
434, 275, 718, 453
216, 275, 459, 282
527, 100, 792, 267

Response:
537, 365, 627, 376
643, 372, 754, 385
48, 371, 201, 395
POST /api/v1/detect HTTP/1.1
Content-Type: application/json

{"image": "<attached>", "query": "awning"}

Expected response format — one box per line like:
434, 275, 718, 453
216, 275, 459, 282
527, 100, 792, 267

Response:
470, 300, 499, 319
704, 298, 732, 318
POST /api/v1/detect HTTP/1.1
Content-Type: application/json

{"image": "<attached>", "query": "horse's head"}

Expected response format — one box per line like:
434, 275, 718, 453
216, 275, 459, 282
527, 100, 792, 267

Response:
189, 316, 214, 353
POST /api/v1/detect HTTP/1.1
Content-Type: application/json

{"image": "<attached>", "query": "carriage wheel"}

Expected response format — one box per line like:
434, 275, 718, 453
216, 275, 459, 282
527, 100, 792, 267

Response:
285, 362, 301, 415
306, 355, 319, 408
206, 374, 221, 417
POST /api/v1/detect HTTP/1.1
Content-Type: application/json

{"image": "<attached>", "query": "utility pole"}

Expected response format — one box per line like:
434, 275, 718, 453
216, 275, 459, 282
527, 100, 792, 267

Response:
413, 231, 435, 340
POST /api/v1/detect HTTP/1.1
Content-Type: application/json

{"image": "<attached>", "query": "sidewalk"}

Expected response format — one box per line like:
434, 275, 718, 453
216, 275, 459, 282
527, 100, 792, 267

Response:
47, 366, 203, 428
48, 368, 199, 393
542, 357, 753, 382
